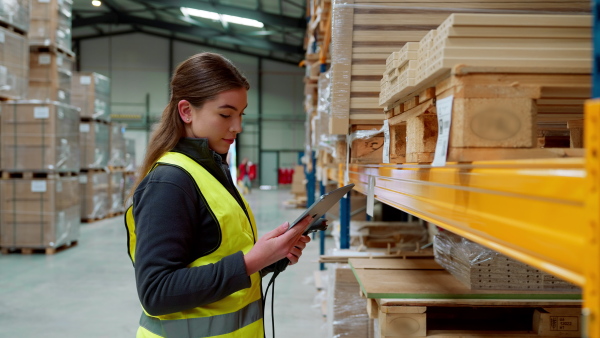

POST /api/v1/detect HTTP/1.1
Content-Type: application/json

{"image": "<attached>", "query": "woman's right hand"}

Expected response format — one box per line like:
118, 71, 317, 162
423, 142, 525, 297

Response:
243, 215, 313, 275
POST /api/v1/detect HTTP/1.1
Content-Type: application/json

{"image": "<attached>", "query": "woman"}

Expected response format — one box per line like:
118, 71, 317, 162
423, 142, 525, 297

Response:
125, 52, 312, 338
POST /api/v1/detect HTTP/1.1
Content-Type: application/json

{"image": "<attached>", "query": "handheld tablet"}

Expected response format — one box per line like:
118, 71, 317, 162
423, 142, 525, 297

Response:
288, 183, 355, 232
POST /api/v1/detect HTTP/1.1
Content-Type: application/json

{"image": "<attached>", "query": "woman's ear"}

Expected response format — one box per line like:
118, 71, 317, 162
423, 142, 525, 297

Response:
177, 100, 192, 123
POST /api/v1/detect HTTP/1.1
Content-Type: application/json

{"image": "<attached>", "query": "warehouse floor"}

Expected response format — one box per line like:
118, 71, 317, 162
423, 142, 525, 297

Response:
0, 187, 331, 338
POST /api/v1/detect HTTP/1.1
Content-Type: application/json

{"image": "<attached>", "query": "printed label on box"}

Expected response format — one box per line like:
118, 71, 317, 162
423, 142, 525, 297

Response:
57, 56, 63, 66
432, 95, 454, 167
80, 175, 88, 184
0, 32, 5, 44
80, 124, 90, 133
34, 107, 50, 119
80, 76, 92, 85
56, 181, 62, 192
31, 181, 47, 193
38, 54, 51, 65
0, 66, 7, 86
550, 316, 579, 331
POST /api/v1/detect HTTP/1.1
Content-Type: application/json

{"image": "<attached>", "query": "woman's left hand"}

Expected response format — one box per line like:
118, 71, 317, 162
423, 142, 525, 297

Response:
286, 235, 311, 265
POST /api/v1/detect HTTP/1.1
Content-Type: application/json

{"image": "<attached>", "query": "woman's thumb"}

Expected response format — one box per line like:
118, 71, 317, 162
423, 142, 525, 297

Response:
271, 222, 290, 237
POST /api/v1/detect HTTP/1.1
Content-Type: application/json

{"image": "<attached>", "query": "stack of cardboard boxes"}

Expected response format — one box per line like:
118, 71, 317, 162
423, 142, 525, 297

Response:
75, 72, 111, 222
0, 0, 80, 253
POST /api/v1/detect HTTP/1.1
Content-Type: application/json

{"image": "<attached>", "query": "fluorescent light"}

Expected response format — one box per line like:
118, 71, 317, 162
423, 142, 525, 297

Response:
91, 0, 101, 6
181, 7, 264, 28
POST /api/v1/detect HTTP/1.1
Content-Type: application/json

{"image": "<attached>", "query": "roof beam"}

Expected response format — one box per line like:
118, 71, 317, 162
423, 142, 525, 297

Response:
72, 12, 304, 55
74, 28, 301, 65
142, 0, 306, 29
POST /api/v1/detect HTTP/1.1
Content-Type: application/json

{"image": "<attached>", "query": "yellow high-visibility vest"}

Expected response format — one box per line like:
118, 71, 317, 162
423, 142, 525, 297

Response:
125, 152, 263, 338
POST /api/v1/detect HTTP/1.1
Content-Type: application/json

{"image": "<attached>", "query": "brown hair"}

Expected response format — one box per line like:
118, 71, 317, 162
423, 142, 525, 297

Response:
127, 52, 250, 203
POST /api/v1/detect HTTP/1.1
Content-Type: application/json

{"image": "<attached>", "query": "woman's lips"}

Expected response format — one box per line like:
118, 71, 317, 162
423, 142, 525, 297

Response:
223, 138, 235, 144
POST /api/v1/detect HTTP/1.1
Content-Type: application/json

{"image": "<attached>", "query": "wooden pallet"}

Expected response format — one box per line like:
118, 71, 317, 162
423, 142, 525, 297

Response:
373, 298, 581, 337
1, 241, 78, 255
1, 171, 79, 179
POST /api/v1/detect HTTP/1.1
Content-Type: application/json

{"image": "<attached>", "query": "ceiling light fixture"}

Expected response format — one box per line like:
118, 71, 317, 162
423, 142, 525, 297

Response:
181, 7, 264, 28
92, 0, 102, 6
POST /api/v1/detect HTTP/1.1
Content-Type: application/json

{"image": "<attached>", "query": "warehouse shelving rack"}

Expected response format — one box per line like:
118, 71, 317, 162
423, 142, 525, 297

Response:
335, 9, 600, 336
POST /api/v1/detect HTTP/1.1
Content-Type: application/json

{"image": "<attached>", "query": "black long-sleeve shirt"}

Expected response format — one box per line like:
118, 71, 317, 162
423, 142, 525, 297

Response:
131, 138, 254, 316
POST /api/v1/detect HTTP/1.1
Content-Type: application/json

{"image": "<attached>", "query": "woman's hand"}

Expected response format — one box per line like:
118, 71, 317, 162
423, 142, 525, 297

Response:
244, 215, 313, 275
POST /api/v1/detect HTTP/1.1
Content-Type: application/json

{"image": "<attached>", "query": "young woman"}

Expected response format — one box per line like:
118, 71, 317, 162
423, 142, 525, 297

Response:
125, 52, 312, 338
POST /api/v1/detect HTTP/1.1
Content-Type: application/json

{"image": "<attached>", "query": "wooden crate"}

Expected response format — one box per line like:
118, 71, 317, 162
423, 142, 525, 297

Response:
328, 0, 590, 135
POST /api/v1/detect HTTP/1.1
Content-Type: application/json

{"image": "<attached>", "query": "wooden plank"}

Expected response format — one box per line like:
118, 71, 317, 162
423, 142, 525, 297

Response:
349, 258, 443, 270
350, 97, 381, 109
353, 30, 427, 42
438, 47, 591, 60
446, 13, 591, 27
446, 148, 585, 162
351, 64, 386, 75
441, 37, 592, 49
329, 0, 354, 135
446, 25, 590, 38
379, 298, 582, 307
351, 80, 382, 92
567, 119, 584, 148
351, 268, 581, 299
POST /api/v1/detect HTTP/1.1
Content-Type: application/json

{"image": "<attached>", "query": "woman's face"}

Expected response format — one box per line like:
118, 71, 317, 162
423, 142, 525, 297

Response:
179, 88, 247, 154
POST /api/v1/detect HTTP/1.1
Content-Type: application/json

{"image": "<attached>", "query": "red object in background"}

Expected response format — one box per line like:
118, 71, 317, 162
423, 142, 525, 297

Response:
277, 168, 295, 184
278, 168, 284, 184
248, 163, 257, 180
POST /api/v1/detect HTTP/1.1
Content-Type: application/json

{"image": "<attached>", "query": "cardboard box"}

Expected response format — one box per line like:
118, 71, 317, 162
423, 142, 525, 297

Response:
80, 120, 110, 169
79, 170, 109, 220
0, 177, 80, 248
71, 72, 111, 121
0, 101, 80, 171
29, 0, 72, 52
29, 50, 74, 104
0, 26, 28, 100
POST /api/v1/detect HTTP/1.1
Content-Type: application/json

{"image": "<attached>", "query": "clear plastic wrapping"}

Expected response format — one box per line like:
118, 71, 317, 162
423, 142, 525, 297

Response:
434, 231, 580, 291
28, 50, 74, 104
124, 138, 137, 172
71, 72, 111, 121
79, 170, 109, 220
0, 100, 80, 172
0, 176, 80, 249
109, 170, 124, 214
29, 0, 73, 52
0, 26, 28, 100
326, 263, 372, 338
80, 120, 110, 169
0, 0, 30, 33
109, 122, 127, 167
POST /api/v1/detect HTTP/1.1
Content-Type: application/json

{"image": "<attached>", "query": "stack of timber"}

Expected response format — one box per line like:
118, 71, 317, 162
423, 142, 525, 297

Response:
380, 13, 590, 163
349, 258, 582, 337
434, 231, 579, 291
328, 0, 590, 139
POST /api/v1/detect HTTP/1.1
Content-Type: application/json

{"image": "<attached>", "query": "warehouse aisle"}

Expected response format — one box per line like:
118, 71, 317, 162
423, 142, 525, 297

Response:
0, 187, 329, 338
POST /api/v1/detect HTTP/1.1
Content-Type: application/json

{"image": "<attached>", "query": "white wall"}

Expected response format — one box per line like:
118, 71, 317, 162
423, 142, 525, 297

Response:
78, 33, 305, 169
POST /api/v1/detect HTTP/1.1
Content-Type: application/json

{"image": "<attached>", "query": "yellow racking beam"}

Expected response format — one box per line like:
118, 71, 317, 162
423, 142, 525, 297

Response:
348, 159, 586, 286
584, 99, 600, 338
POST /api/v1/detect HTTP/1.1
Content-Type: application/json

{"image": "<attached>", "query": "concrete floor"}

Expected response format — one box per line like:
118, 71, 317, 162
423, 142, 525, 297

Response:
0, 187, 331, 338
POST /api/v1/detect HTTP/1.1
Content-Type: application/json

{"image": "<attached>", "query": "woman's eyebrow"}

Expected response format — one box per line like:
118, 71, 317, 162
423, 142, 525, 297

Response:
218, 104, 248, 111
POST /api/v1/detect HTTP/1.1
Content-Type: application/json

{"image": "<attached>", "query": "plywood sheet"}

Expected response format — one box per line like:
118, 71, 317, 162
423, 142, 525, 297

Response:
352, 268, 582, 299
349, 258, 443, 270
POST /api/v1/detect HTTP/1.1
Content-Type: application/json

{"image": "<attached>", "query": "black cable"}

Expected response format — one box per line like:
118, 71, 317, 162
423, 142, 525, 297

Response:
263, 271, 280, 338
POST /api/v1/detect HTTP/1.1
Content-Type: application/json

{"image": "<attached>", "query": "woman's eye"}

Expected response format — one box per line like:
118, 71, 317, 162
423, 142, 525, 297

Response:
219, 114, 231, 118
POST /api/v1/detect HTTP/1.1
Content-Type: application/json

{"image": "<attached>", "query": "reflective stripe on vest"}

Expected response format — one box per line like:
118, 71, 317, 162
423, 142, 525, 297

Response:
126, 152, 263, 338
140, 298, 262, 337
